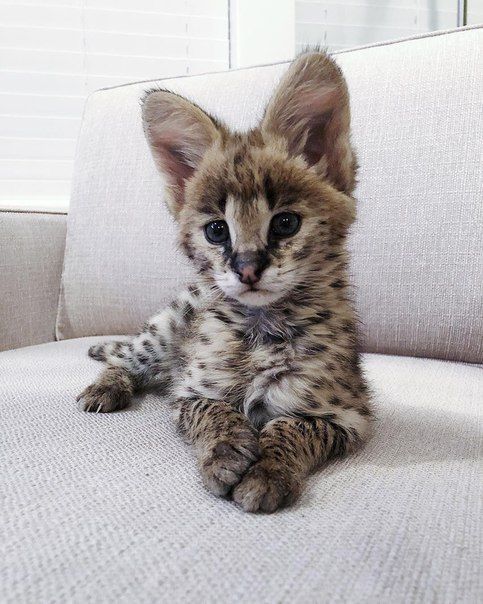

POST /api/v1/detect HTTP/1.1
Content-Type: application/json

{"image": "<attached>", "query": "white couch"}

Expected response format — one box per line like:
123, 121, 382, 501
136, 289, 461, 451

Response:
1, 27, 481, 603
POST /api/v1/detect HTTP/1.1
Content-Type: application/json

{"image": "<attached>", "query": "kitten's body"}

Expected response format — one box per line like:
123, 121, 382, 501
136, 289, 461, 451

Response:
79, 51, 372, 513
89, 279, 369, 428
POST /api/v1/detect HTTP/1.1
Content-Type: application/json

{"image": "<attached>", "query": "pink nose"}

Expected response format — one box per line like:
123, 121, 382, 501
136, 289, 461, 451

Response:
239, 265, 260, 285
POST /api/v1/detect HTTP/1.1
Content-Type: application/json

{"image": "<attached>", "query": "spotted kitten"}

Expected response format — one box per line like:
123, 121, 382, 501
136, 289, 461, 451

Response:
78, 51, 372, 513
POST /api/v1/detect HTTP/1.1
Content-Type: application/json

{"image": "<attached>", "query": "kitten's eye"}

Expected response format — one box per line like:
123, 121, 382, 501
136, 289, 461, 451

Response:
204, 220, 229, 244
270, 212, 301, 238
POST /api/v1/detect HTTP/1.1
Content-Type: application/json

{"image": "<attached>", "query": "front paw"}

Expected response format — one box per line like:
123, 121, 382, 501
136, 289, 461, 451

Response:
77, 382, 131, 413
232, 461, 301, 513
201, 431, 260, 497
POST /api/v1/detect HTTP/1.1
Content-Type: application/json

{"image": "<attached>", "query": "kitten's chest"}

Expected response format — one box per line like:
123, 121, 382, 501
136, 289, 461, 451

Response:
177, 306, 301, 418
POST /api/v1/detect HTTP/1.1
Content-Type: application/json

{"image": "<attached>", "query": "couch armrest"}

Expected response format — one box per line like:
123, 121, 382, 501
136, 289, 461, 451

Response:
0, 211, 67, 352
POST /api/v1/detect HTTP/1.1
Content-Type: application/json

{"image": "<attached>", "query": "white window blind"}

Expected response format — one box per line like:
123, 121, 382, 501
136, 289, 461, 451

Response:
0, 0, 229, 211
296, 0, 459, 53
2, 0, 478, 212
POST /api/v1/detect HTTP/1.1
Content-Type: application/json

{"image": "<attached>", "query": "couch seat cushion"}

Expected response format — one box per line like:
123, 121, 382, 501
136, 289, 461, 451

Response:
1, 338, 481, 603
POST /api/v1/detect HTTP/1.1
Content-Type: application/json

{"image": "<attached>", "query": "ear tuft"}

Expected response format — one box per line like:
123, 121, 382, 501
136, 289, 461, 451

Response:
142, 90, 221, 217
261, 51, 356, 194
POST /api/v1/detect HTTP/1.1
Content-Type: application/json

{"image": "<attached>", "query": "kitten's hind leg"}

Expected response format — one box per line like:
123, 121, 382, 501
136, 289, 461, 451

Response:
87, 340, 130, 362
79, 284, 202, 413
77, 366, 135, 413
80, 336, 168, 413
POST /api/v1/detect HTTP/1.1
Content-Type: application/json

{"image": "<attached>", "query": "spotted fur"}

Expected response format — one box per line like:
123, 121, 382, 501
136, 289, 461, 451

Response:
78, 50, 372, 513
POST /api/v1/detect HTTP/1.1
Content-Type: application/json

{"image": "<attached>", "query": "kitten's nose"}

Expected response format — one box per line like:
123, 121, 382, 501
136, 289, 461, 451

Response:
232, 252, 268, 285
238, 265, 260, 285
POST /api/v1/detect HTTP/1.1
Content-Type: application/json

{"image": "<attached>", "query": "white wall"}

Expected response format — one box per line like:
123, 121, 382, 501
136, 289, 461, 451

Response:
295, 0, 461, 52
467, 1, 483, 25
230, 0, 295, 68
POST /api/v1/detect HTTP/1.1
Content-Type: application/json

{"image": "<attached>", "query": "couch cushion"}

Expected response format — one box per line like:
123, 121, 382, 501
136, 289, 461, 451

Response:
57, 27, 482, 363
0, 339, 480, 602
0, 211, 66, 352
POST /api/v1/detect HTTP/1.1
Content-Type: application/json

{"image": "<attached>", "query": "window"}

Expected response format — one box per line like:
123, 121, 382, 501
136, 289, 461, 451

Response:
0, 0, 229, 212
0, 0, 478, 212
296, 0, 459, 52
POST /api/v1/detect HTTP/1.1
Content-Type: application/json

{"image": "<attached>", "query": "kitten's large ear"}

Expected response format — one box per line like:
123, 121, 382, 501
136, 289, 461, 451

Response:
142, 90, 221, 216
261, 51, 356, 194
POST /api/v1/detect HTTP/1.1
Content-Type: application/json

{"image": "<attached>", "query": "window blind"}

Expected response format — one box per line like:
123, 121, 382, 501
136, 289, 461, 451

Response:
0, 0, 229, 211
296, 0, 459, 53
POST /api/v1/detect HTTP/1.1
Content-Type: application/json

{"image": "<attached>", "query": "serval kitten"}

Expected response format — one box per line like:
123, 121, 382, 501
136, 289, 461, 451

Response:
78, 51, 372, 513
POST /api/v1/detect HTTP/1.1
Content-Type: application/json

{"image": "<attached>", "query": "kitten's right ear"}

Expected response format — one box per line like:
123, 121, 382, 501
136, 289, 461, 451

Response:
142, 90, 221, 217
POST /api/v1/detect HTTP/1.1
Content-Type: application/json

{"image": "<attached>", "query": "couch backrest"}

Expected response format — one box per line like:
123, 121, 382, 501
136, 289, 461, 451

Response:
58, 26, 483, 363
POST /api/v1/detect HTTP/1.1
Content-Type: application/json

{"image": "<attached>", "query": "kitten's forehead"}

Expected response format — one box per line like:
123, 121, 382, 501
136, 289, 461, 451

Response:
192, 135, 316, 217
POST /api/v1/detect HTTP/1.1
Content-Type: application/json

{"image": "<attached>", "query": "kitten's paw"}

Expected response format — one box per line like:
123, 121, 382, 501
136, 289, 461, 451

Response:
232, 461, 301, 513
87, 343, 108, 361
77, 382, 131, 413
201, 431, 260, 497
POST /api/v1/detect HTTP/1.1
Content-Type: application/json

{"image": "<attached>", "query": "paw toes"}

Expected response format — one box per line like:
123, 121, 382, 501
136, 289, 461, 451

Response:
88, 344, 107, 361
232, 463, 299, 513
77, 384, 131, 413
201, 436, 260, 497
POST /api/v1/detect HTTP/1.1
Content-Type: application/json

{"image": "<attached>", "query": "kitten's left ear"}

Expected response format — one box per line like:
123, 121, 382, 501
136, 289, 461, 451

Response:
261, 51, 356, 195
142, 90, 222, 217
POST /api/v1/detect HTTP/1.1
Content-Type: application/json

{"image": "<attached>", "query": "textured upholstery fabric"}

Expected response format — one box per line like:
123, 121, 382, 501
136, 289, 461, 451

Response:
345, 27, 483, 363
0, 338, 481, 603
0, 211, 66, 352
58, 26, 483, 362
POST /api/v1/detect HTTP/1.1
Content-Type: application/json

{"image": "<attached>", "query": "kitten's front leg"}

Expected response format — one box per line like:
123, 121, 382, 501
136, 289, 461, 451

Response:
176, 398, 260, 497
233, 415, 363, 513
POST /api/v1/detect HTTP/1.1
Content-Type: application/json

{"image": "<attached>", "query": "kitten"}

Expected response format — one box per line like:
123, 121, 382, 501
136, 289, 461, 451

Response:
78, 51, 372, 513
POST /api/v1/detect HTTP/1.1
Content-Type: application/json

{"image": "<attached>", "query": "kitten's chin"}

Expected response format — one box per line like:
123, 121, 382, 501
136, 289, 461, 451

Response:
214, 274, 285, 307
232, 288, 284, 307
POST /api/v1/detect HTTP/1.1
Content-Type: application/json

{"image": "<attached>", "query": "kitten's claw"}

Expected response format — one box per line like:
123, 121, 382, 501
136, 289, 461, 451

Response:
77, 382, 131, 413
201, 431, 261, 497
232, 461, 300, 513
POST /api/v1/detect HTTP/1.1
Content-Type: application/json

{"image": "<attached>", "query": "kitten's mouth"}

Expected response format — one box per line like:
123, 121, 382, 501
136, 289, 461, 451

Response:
214, 274, 282, 306
240, 282, 280, 296
237, 285, 282, 307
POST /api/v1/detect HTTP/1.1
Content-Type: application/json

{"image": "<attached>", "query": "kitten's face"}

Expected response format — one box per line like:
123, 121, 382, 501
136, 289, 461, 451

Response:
143, 51, 357, 307
179, 142, 344, 307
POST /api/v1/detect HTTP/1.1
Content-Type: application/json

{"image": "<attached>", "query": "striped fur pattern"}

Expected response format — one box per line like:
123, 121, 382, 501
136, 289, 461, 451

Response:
78, 51, 372, 513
